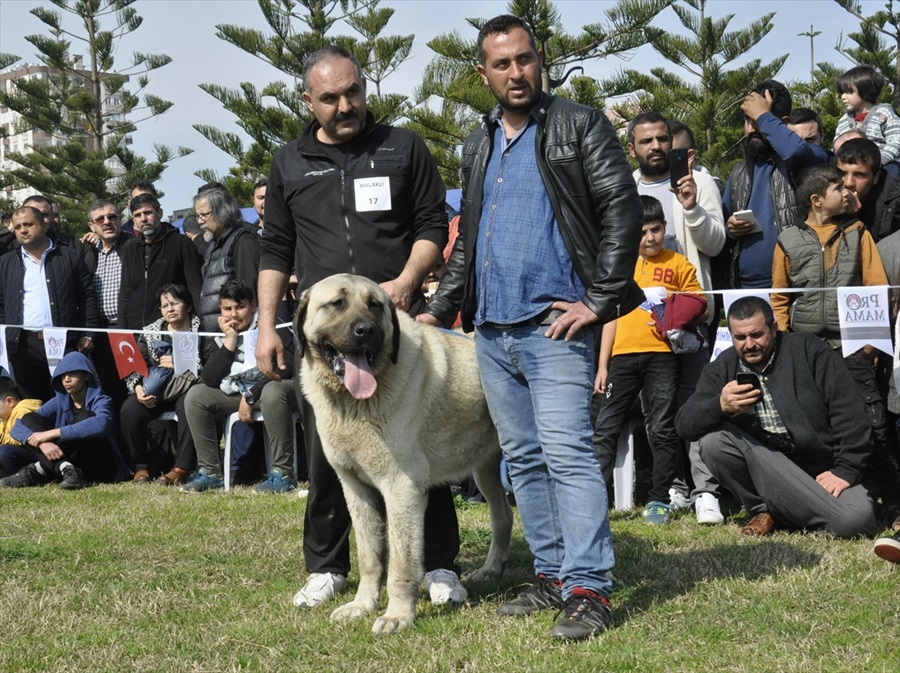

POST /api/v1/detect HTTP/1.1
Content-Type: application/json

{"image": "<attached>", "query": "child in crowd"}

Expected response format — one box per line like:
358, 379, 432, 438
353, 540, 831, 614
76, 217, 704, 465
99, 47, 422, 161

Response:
0, 351, 126, 489
593, 195, 707, 524
771, 163, 900, 529
834, 65, 900, 177
0, 376, 42, 477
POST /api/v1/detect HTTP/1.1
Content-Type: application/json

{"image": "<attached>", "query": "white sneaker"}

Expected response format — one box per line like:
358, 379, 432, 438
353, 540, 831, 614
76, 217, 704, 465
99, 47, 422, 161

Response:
424, 568, 468, 605
668, 487, 692, 510
695, 492, 725, 525
292, 572, 348, 607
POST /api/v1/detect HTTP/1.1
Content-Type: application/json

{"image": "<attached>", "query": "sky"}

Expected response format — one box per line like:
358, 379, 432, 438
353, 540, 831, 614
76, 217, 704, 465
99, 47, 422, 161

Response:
0, 0, 887, 216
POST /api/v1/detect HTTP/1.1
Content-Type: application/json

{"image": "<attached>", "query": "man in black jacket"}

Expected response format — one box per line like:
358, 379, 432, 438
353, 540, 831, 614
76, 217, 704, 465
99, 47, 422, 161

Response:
420, 15, 642, 641
117, 194, 203, 330
0, 207, 98, 401
255, 45, 464, 613
676, 296, 877, 539
836, 137, 900, 243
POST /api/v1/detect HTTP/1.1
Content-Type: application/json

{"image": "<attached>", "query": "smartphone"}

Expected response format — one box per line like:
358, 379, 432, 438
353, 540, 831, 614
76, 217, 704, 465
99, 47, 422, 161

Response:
669, 148, 690, 189
732, 209, 762, 234
736, 372, 761, 390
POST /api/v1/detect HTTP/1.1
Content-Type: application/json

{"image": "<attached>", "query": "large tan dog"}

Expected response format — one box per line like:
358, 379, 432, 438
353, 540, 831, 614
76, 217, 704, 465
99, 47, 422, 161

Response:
295, 273, 512, 635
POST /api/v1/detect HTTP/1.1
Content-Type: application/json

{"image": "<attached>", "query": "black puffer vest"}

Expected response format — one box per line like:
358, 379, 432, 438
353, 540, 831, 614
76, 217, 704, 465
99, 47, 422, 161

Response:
200, 223, 258, 331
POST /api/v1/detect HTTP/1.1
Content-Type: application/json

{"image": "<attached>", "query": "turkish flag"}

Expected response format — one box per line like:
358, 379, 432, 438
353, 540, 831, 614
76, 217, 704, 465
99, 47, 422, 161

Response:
108, 332, 149, 380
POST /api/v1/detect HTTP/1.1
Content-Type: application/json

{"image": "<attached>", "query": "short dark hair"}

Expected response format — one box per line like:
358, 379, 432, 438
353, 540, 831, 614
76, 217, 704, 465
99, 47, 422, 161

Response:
836, 137, 882, 174
640, 194, 665, 225
301, 45, 364, 93
796, 164, 843, 212
253, 176, 267, 193
219, 279, 255, 305
12, 206, 45, 223
752, 79, 791, 119
157, 283, 193, 313
197, 181, 226, 195
129, 193, 161, 212
131, 180, 158, 197
0, 376, 25, 401
477, 14, 537, 65
627, 111, 669, 144
182, 214, 201, 236
88, 198, 118, 218
22, 194, 51, 210
787, 106, 822, 139
668, 120, 696, 150
836, 65, 885, 104
727, 296, 775, 328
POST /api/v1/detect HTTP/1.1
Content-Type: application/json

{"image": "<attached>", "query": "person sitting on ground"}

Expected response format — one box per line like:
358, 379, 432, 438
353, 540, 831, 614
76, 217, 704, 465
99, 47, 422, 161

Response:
180, 280, 298, 493
0, 351, 125, 489
593, 195, 707, 525
0, 376, 42, 478
120, 283, 214, 486
834, 65, 900, 177
770, 164, 900, 531
675, 296, 879, 539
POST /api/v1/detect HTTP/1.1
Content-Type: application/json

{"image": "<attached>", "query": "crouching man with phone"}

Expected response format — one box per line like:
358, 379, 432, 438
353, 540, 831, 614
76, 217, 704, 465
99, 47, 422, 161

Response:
675, 296, 878, 538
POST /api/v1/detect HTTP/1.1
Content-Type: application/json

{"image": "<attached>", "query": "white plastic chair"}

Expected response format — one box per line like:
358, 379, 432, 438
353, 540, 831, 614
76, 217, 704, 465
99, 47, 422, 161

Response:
613, 417, 642, 511
222, 410, 301, 491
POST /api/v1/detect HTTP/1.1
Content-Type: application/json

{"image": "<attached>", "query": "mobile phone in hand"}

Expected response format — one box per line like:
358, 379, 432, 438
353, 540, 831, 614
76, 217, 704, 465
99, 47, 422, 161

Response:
732, 209, 762, 234
669, 148, 690, 189
736, 372, 761, 390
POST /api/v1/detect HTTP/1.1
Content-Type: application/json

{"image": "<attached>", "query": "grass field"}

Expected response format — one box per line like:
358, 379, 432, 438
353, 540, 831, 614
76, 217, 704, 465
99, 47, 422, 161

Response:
0, 485, 896, 673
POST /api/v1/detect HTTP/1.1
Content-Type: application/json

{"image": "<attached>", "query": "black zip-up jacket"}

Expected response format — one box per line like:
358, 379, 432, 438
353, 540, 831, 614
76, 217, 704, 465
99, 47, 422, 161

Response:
260, 112, 448, 297
424, 93, 644, 331
117, 223, 203, 330
0, 243, 99, 353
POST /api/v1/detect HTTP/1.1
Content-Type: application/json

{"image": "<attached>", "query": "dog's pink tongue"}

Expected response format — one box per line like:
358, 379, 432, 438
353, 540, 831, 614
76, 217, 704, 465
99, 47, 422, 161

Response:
344, 352, 377, 400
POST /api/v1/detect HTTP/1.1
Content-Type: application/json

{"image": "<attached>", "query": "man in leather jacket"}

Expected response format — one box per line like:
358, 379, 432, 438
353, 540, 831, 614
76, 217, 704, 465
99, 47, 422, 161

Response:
420, 14, 642, 641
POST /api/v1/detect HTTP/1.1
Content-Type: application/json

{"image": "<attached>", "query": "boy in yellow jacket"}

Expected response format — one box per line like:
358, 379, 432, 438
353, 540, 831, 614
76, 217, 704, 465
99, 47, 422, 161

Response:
0, 376, 42, 477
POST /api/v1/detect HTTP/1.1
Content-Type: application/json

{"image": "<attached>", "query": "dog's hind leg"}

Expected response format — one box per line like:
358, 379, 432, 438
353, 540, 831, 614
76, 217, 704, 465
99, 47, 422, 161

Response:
371, 475, 426, 635
467, 451, 513, 584
330, 471, 386, 623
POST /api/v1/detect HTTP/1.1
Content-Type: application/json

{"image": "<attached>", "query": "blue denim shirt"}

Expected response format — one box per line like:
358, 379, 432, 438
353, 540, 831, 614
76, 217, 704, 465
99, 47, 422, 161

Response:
474, 118, 585, 326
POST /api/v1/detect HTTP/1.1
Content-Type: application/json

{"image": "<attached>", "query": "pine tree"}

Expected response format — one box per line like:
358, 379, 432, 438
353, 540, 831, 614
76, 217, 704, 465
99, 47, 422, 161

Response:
403, 0, 670, 187
194, 0, 413, 201
0, 0, 190, 230
598, 0, 787, 178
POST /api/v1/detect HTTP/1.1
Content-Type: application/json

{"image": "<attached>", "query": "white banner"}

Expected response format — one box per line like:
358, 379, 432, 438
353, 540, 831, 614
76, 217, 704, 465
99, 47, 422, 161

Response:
171, 331, 199, 376
0, 326, 9, 376
837, 286, 893, 355
243, 328, 258, 370
710, 327, 733, 362
43, 328, 68, 375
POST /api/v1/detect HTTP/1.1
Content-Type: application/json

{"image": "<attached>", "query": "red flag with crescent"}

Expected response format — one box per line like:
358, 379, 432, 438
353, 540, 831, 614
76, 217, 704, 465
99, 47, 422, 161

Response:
108, 332, 149, 379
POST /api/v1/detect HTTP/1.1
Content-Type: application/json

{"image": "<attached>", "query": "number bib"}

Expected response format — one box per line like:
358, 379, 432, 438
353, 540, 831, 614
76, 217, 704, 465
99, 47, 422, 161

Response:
354, 177, 392, 212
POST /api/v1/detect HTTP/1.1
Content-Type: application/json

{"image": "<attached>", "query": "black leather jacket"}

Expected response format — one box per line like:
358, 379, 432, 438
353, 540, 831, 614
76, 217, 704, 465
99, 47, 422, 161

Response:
425, 93, 644, 331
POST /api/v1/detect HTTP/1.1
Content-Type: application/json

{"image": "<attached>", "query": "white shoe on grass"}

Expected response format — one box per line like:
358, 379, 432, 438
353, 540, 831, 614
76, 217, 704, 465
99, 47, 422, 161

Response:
695, 492, 725, 525
425, 568, 468, 605
292, 572, 348, 607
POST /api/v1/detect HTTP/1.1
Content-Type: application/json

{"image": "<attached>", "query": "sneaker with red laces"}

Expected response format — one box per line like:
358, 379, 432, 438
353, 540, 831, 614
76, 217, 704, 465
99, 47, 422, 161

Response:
497, 574, 563, 616
550, 588, 613, 641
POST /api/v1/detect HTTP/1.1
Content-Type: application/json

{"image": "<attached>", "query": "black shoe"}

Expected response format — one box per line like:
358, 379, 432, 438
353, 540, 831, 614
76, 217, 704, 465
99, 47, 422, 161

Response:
497, 574, 563, 616
59, 465, 87, 490
0, 463, 48, 488
550, 589, 613, 641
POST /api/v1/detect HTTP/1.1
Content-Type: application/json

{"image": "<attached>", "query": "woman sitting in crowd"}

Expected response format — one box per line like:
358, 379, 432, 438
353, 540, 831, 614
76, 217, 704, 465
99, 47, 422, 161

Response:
120, 283, 214, 485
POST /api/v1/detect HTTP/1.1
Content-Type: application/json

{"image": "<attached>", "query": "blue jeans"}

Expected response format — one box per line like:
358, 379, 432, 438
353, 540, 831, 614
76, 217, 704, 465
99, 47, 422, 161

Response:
475, 324, 614, 599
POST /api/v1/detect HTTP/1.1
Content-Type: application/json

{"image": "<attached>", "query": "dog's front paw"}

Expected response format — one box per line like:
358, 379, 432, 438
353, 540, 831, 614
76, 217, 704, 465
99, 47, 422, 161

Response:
466, 563, 504, 585
371, 610, 414, 635
331, 600, 376, 622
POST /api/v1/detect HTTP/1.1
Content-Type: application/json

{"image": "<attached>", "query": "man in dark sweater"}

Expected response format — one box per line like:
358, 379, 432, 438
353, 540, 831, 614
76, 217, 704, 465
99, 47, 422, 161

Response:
676, 296, 877, 539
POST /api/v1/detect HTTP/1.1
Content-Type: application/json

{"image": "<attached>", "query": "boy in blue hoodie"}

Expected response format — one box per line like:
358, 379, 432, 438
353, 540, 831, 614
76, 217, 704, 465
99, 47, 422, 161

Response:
0, 351, 123, 489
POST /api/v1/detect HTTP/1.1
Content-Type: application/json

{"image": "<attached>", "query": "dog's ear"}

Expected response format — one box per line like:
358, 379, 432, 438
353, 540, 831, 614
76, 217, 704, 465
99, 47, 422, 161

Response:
390, 302, 400, 364
294, 288, 312, 359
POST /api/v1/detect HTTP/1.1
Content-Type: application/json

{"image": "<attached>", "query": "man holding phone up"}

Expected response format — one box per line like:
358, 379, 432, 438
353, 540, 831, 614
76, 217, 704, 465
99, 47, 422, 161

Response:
676, 296, 878, 539
627, 112, 728, 524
